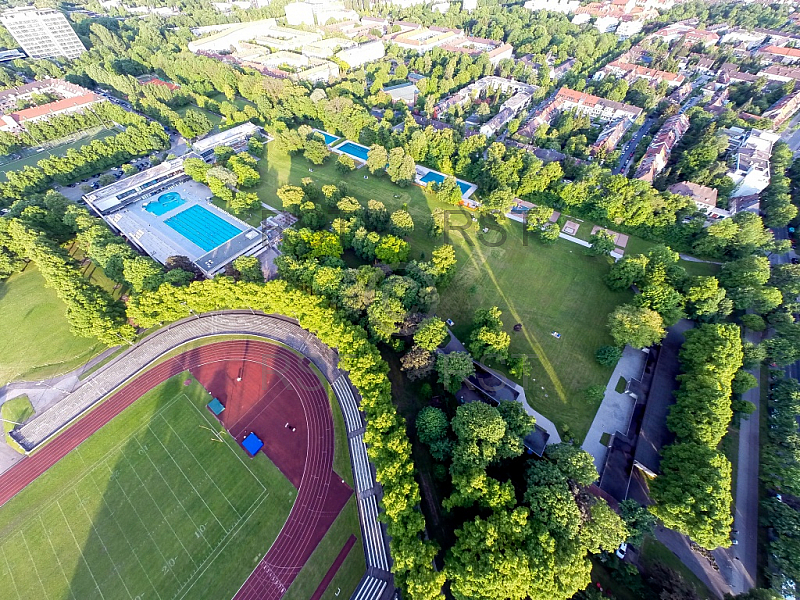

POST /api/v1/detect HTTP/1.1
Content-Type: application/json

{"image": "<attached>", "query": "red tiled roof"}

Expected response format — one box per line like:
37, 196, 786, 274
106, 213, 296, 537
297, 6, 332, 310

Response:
140, 77, 180, 91
760, 45, 800, 58
9, 92, 101, 122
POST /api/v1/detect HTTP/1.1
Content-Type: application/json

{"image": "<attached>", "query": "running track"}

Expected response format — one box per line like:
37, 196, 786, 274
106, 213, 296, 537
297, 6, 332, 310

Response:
0, 340, 353, 599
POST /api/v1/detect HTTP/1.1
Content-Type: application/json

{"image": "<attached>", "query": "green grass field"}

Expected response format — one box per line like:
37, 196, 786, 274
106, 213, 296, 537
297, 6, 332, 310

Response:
0, 266, 105, 386
0, 373, 298, 600
1, 395, 34, 454
256, 144, 632, 440
0, 128, 117, 181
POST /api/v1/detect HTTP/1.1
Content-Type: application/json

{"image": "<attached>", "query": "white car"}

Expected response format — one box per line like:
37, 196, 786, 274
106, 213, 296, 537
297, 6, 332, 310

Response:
615, 542, 628, 559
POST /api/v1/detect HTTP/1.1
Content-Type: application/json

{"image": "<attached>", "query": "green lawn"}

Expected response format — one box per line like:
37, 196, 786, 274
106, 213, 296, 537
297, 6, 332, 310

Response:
0, 266, 106, 386
0, 127, 117, 181
66, 242, 127, 299
0, 373, 298, 600
256, 144, 633, 441
1, 395, 34, 454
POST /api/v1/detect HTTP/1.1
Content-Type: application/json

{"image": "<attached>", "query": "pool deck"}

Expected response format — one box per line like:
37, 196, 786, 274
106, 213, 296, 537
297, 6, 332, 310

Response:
415, 165, 477, 200
104, 179, 263, 274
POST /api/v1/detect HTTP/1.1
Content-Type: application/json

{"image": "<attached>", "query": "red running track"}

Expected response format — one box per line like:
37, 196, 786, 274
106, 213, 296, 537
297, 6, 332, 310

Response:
0, 340, 353, 600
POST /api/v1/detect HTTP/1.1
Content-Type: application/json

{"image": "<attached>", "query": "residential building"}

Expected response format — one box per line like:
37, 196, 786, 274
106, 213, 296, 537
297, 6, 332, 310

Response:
382, 82, 418, 106
301, 37, 355, 59
720, 28, 767, 48
651, 23, 720, 47
616, 17, 645, 38
0, 7, 86, 60
440, 37, 514, 65
573, 0, 658, 22
523, 0, 579, 13
594, 16, 620, 34
634, 113, 690, 183
760, 64, 800, 83
480, 91, 533, 137
0, 79, 103, 132
667, 81, 693, 105
433, 76, 537, 118
667, 181, 723, 217
757, 44, 800, 65
762, 90, 800, 128
335, 40, 386, 69
727, 70, 759, 84
188, 19, 322, 54
463, 0, 477, 11
596, 60, 686, 87
590, 117, 635, 156
285, 1, 357, 26
728, 129, 781, 197
527, 87, 643, 132
0, 49, 25, 62
389, 26, 463, 53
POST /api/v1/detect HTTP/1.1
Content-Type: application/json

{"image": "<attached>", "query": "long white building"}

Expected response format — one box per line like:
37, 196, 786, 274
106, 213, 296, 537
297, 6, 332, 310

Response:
0, 7, 86, 60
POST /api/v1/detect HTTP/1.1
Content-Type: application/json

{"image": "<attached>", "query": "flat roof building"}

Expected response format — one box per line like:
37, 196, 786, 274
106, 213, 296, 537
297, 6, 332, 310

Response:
335, 40, 386, 69
0, 7, 86, 60
389, 26, 463, 53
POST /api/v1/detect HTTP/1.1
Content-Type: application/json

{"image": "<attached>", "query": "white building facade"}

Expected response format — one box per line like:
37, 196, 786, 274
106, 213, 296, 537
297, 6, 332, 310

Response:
0, 7, 86, 60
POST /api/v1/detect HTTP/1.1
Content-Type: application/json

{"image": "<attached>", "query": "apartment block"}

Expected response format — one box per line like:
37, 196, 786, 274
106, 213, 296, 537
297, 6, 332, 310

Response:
596, 60, 685, 87
728, 129, 781, 198
757, 44, 800, 65
0, 7, 86, 60
634, 114, 689, 183
527, 87, 642, 131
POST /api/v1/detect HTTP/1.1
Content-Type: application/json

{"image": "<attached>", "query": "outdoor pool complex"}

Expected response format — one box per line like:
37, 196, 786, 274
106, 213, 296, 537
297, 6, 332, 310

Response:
319, 131, 339, 145
335, 141, 370, 162
420, 171, 472, 196
144, 191, 186, 216
164, 204, 243, 252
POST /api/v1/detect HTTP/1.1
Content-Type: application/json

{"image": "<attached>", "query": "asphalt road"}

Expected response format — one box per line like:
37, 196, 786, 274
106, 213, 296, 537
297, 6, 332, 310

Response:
613, 117, 655, 176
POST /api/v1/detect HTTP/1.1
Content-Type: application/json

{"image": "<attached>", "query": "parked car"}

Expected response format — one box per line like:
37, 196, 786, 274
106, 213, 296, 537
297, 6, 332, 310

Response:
615, 542, 628, 559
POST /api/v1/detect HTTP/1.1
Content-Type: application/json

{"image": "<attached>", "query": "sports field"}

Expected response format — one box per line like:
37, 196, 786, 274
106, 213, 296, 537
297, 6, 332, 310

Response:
0, 127, 117, 181
256, 145, 631, 440
0, 266, 105, 385
0, 373, 297, 600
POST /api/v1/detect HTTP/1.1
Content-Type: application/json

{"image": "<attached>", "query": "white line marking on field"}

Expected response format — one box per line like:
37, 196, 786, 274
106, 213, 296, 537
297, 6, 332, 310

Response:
38, 514, 78, 600
72, 488, 135, 600
0, 541, 22, 600
18, 528, 49, 596
56, 497, 107, 600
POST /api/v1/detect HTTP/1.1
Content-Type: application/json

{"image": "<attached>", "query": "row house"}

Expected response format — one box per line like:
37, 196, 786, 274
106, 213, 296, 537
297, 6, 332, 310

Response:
633, 113, 690, 183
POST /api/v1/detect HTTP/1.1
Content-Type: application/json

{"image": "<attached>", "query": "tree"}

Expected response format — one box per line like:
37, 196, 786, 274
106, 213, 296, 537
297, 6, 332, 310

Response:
123, 256, 163, 293
595, 345, 622, 366
390, 210, 414, 237
546, 443, 599, 486
417, 406, 449, 446
608, 305, 665, 349
525, 205, 554, 232
304, 138, 330, 165
177, 108, 212, 139
182, 157, 211, 183
414, 317, 449, 351
232, 255, 263, 283
336, 153, 356, 173
366, 144, 388, 174
468, 306, 510, 361
365, 199, 389, 231
437, 352, 475, 394
434, 176, 463, 205
277, 185, 305, 213
430, 244, 457, 284
366, 293, 406, 341
386, 147, 416, 186
401, 345, 436, 381
619, 499, 656, 546
229, 191, 260, 216
375, 235, 410, 264
649, 442, 733, 550
588, 230, 616, 256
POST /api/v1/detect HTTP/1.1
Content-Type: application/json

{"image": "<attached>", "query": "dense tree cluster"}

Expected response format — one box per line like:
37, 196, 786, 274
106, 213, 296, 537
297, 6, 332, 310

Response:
651, 324, 742, 549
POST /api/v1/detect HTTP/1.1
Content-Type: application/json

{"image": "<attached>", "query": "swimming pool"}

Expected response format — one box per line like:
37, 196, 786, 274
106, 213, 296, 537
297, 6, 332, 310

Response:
317, 131, 339, 145
145, 191, 186, 216
419, 171, 472, 196
164, 204, 243, 252
335, 141, 370, 162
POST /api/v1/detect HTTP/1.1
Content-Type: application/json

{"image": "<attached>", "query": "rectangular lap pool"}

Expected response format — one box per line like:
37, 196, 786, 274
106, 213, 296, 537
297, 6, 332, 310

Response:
318, 131, 339, 145
164, 204, 243, 252
335, 141, 370, 162
419, 171, 472, 196
145, 191, 186, 216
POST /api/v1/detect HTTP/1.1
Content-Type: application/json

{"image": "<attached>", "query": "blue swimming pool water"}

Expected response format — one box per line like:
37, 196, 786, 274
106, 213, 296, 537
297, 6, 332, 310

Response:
318, 131, 339, 145
145, 191, 186, 216
336, 141, 370, 162
164, 204, 243, 252
419, 171, 472, 195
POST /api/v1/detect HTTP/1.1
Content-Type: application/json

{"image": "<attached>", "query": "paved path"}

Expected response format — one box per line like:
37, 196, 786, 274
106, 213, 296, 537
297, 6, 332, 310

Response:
656, 526, 729, 599
679, 254, 723, 265
582, 345, 647, 471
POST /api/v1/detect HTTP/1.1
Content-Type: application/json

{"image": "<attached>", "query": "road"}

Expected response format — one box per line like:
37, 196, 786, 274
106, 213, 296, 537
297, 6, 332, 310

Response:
613, 116, 655, 176
780, 111, 800, 154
